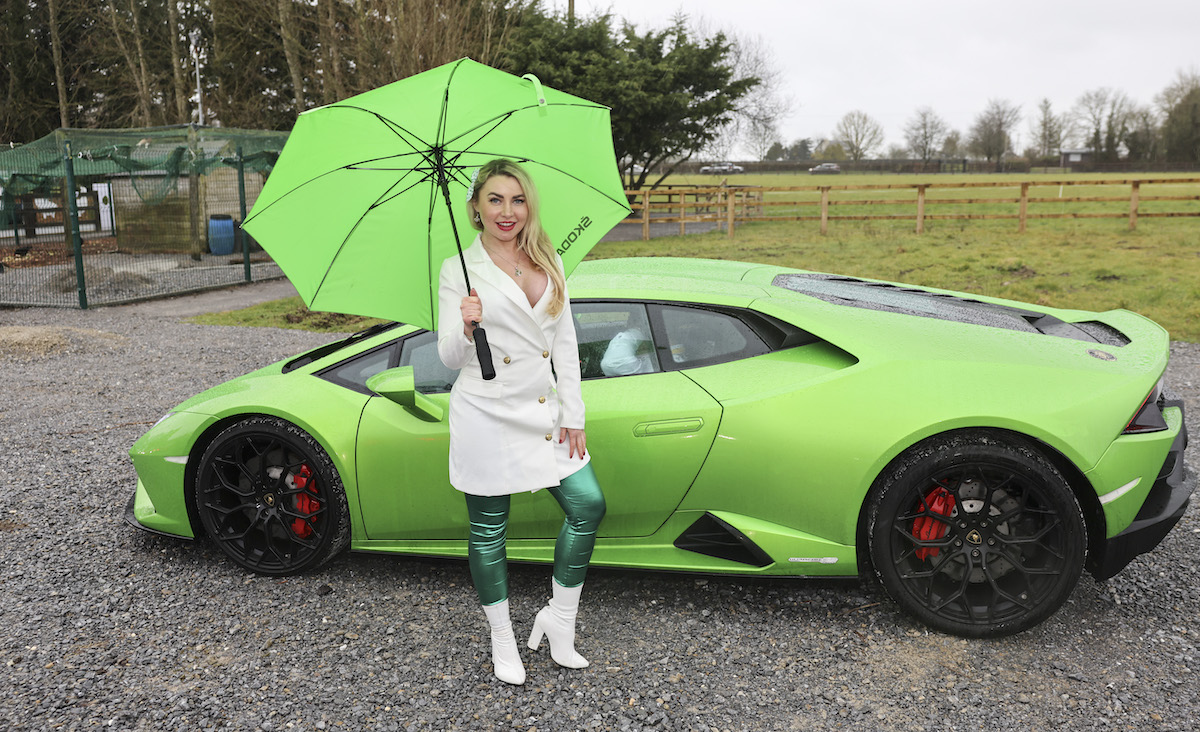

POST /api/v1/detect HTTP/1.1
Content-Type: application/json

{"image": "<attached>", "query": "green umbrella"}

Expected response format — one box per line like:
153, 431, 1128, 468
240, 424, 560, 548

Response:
243, 58, 631, 375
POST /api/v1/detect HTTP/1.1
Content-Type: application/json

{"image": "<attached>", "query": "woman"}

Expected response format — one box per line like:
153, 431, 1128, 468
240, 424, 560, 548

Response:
436, 158, 606, 685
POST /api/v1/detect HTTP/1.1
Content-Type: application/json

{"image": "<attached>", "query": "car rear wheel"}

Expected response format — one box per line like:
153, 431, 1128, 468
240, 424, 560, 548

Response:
196, 416, 350, 575
867, 431, 1086, 638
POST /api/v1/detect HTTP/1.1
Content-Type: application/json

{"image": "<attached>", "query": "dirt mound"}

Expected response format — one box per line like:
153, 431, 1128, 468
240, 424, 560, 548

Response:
48, 265, 154, 294
0, 326, 126, 357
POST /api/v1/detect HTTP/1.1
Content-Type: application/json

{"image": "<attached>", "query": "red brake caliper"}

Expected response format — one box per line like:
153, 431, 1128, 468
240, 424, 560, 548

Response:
913, 486, 955, 560
291, 465, 320, 538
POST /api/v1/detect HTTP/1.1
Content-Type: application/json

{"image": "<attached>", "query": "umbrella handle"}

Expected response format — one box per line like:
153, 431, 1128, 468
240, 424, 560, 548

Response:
473, 323, 497, 380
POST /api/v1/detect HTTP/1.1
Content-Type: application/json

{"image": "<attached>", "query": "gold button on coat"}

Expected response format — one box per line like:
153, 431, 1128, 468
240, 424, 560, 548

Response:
542, 350, 549, 358
538, 396, 546, 403
503, 356, 511, 364
545, 433, 553, 441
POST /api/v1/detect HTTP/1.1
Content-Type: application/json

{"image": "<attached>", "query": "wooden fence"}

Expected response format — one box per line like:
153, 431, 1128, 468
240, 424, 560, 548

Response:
625, 177, 1200, 239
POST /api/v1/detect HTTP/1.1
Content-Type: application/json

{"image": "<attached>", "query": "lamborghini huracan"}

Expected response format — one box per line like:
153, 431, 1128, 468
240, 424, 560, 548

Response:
127, 257, 1190, 637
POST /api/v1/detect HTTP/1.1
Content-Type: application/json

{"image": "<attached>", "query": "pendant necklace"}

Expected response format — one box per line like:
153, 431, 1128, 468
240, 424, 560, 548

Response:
487, 245, 524, 276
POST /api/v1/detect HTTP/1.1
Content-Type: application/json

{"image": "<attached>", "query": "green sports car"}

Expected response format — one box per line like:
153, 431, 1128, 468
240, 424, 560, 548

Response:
127, 257, 1190, 638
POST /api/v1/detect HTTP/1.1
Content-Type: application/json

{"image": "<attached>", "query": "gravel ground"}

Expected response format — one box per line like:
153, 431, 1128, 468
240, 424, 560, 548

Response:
1, 289, 1197, 732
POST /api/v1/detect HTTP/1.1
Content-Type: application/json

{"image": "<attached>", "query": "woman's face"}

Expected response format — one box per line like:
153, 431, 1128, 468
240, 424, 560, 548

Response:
474, 174, 528, 247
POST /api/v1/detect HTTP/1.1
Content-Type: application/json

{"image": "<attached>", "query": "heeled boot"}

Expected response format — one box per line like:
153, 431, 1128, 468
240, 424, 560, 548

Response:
527, 579, 590, 669
482, 600, 526, 685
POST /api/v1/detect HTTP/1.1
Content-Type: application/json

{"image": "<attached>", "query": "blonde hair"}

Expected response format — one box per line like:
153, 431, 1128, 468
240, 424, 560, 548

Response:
467, 158, 567, 317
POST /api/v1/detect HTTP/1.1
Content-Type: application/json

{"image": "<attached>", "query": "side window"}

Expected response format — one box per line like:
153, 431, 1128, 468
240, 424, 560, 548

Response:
318, 341, 398, 393
655, 305, 769, 369
572, 302, 659, 379
400, 331, 460, 394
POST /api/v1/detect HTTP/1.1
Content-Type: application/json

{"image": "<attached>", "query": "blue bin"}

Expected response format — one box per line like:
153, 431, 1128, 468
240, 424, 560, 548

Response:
208, 214, 235, 255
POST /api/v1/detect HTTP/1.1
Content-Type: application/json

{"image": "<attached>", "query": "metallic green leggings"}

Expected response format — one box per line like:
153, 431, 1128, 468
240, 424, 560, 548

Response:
465, 463, 606, 606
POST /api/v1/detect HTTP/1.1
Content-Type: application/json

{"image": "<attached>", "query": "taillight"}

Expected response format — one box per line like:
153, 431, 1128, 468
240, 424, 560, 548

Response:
1123, 378, 1167, 434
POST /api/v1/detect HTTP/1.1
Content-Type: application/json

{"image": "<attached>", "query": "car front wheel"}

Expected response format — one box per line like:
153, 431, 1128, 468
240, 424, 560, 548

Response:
867, 431, 1087, 638
196, 416, 350, 575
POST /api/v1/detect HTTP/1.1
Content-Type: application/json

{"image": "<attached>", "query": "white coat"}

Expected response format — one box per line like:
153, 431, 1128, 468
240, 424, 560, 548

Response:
436, 237, 590, 496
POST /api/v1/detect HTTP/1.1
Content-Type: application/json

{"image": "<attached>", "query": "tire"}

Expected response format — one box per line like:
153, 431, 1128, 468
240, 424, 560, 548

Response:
195, 416, 350, 575
867, 431, 1086, 638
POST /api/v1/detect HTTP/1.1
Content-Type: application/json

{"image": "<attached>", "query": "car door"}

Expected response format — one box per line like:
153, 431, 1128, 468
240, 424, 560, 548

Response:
351, 301, 723, 541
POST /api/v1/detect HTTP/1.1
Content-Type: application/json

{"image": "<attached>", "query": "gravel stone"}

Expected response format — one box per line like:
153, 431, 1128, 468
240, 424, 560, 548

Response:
0, 287, 1196, 731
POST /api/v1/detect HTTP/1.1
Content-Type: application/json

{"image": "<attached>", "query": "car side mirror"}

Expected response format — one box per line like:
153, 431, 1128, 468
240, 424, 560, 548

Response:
365, 366, 444, 422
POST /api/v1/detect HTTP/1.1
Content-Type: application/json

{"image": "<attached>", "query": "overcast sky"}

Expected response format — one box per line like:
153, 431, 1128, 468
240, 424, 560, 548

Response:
567, 0, 1200, 156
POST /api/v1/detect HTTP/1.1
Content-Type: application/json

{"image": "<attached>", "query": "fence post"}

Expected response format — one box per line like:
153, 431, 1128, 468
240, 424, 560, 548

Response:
641, 189, 651, 241
236, 145, 252, 282
63, 139, 88, 309
820, 187, 830, 235
188, 124, 203, 261
915, 185, 926, 234
1018, 182, 1029, 234
679, 191, 686, 236
726, 187, 735, 238
1129, 181, 1140, 231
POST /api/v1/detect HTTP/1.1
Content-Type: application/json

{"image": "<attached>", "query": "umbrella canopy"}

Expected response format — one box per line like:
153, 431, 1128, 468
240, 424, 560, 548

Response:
243, 58, 631, 330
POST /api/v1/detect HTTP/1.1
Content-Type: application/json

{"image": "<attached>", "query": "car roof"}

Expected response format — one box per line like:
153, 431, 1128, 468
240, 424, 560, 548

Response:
570, 257, 775, 306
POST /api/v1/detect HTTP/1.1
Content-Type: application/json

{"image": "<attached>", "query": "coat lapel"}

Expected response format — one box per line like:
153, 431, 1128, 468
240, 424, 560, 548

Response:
464, 237, 545, 334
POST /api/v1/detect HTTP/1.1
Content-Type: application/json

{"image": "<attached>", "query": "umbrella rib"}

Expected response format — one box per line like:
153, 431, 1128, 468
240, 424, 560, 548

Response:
308, 179, 407, 310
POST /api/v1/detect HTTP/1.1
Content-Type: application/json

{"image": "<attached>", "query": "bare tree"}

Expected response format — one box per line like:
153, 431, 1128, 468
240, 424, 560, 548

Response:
104, 0, 155, 125
1073, 87, 1133, 162
745, 120, 779, 161
1027, 98, 1068, 161
46, 0, 71, 128
692, 19, 790, 161
164, 0, 189, 122
277, 0, 308, 115
317, 0, 348, 104
1155, 67, 1200, 114
834, 110, 884, 161
968, 99, 1021, 166
903, 107, 948, 162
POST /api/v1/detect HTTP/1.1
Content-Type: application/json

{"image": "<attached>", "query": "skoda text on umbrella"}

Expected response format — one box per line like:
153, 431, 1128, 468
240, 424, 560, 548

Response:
242, 58, 631, 380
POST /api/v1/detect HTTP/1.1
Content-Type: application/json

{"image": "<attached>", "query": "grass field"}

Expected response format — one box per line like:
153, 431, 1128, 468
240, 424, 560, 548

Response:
194, 172, 1200, 342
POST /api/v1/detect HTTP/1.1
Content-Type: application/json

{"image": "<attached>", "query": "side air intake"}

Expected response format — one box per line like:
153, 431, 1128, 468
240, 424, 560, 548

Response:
674, 513, 773, 567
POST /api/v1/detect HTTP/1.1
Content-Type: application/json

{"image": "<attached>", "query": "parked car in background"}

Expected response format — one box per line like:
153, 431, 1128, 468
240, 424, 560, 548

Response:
809, 163, 842, 174
699, 161, 745, 174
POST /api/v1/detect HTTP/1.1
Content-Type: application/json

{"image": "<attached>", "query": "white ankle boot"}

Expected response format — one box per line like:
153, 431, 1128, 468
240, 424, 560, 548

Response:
482, 600, 526, 685
527, 579, 590, 669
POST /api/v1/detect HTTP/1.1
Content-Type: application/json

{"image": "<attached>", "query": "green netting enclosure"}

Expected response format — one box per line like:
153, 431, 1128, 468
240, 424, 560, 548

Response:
0, 125, 289, 308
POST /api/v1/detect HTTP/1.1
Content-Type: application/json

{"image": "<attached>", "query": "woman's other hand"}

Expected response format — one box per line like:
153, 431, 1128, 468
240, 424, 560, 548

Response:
560, 427, 586, 459
461, 288, 482, 338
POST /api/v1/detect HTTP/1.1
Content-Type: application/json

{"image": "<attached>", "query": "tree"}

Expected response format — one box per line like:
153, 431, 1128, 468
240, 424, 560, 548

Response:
1159, 69, 1200, 163
968, 99, 1020, 166
941, 130, 962, 158
693, 20, 791, 163
1073, 87, 1133, 162
815, 140, 845, 160
787, 138, 813, 160
501, 13, 759, 188
903, 107, 948, 162
1028, 98, 1068, 162
1162, 88, 1200, 163
834, 110, 883, 161
745, 121, 779, 161
1124, 106, 1160, 162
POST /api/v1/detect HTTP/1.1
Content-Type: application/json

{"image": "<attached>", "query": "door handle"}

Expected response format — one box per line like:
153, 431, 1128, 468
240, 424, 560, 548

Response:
633, 418, 704, 437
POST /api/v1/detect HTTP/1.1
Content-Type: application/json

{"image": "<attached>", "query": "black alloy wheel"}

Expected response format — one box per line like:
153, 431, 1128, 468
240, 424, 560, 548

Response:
196, 416, 350, 575
868, 431, 1087, 638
